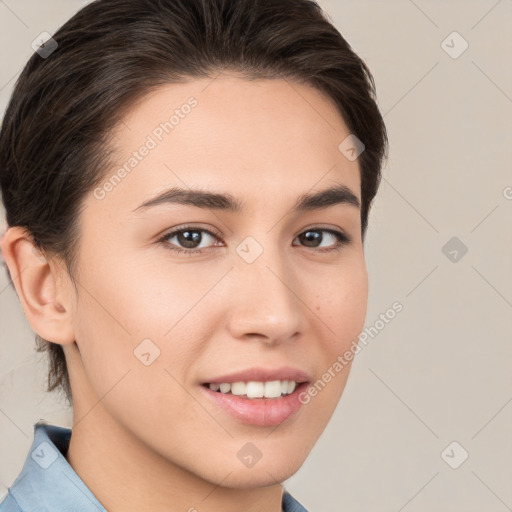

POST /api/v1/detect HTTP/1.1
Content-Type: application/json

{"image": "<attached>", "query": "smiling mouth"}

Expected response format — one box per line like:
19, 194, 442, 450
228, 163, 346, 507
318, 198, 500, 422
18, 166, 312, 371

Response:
202, 380, 301, 399
200, 376, 310, 426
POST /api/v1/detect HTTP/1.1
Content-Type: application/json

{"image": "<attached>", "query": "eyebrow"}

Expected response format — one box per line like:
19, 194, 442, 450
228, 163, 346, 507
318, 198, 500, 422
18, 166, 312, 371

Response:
131, 184, 360, 214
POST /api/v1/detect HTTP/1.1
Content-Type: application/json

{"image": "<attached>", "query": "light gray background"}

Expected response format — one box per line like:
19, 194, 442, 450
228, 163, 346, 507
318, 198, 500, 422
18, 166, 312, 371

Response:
1, 1, 511, 511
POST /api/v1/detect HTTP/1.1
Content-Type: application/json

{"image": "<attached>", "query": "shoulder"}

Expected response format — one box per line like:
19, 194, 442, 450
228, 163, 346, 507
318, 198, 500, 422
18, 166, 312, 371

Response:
0, 493, 22, 512
282, 490, 310, 512
2, 421, 104, 511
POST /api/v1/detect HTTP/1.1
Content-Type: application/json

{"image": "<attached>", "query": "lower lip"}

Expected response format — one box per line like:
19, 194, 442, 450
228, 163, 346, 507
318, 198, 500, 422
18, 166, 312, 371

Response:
200, 382, 308, 427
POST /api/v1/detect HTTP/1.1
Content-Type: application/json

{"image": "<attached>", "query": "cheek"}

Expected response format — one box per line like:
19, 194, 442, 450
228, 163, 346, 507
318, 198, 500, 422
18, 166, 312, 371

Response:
72, 253, 216, 390
71, 257, 167, 392
297, 263, 367, 434
314, 259, 368, 352
71, 263, 203, 440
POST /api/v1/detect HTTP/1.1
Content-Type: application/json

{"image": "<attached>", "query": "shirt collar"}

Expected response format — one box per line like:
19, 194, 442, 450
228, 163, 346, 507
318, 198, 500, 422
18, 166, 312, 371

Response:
6, 421, 105, 511
5, 421, 308, 512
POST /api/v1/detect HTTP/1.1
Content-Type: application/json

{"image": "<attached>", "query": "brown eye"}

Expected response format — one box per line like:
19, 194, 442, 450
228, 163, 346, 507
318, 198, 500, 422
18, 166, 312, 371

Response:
172, 229, 204, 249
159, 226, 221, 255
294, 229, 350, 251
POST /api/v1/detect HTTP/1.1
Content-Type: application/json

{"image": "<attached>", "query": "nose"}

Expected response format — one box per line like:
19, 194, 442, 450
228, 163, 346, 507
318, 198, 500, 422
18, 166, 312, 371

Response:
226, 244, 304, 345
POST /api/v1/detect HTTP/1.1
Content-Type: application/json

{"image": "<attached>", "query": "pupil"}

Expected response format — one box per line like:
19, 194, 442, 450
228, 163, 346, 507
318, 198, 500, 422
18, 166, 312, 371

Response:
179, 230, 201, 248
301, 231, 320, 247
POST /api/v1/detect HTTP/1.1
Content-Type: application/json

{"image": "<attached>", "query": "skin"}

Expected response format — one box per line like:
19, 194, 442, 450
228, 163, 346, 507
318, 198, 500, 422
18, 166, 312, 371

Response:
1, 73, 368, 512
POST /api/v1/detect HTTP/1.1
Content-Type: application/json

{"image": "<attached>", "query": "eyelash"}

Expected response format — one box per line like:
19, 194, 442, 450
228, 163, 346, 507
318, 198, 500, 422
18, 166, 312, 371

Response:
157, 225, 352, 256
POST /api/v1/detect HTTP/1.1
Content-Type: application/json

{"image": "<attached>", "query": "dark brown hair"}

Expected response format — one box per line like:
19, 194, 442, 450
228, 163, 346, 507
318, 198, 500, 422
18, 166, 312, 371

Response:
0, 0, 388, 405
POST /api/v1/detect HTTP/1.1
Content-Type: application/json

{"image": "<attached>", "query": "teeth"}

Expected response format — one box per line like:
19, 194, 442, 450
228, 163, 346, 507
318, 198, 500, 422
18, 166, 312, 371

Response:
246, 381, 264, 398
208, 380, 298, 398
231, 382, 246, 395
219, 383, 231, 393
264, 380, 282, 398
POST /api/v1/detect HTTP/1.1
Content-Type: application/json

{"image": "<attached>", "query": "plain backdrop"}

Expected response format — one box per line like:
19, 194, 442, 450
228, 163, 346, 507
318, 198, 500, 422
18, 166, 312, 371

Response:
1, 1, 511, 511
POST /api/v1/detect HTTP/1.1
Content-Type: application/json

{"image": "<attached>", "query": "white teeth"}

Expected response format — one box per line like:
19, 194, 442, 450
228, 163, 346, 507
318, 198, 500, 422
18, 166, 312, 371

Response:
219, 382, 231, 393
264, 380, 282, 398
246, 381, 264, 398
231, 381, 246, 395
207, 379, 298, 399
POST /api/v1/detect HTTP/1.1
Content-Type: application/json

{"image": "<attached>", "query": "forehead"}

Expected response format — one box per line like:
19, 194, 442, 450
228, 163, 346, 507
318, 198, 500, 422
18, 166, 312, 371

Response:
92, 74, 361, 217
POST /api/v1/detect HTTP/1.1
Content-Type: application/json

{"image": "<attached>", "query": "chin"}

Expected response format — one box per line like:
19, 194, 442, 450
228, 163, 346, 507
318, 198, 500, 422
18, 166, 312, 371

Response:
209, 455, 307, 489
195, 436, 313, 489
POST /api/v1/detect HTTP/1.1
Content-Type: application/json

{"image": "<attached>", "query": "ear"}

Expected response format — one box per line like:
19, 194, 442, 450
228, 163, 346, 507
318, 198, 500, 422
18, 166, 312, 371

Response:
0, 226, 76, 345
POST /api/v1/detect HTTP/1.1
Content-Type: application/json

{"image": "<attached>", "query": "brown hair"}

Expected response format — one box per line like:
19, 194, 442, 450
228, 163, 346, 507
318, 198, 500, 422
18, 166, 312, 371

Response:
0, 0, 388, 405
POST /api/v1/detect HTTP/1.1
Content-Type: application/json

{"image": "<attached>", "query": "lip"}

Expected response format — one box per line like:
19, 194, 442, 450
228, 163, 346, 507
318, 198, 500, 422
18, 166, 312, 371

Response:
200, 382, 309, 426
199, 366, 311, 427
202, 366, 311, 385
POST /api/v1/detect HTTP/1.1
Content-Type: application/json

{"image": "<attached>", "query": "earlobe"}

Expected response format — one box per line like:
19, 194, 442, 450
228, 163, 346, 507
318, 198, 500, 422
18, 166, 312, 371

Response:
0, 226, 76, 346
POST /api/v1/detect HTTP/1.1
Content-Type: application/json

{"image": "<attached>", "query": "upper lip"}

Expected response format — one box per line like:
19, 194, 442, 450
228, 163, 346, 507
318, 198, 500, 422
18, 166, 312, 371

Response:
203, 366, 311, 385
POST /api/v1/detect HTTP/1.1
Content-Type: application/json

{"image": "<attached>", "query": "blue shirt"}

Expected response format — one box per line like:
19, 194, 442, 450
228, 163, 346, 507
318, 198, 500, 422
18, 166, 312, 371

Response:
1, 422, 308, 512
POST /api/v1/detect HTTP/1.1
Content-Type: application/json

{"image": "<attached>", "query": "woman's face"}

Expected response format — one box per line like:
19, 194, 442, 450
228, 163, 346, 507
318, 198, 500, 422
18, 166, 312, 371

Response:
66, 74, 368, 487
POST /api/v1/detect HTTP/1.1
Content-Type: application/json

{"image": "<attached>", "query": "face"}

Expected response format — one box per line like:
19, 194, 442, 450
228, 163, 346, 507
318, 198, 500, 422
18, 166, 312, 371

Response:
65, 74, 368, 487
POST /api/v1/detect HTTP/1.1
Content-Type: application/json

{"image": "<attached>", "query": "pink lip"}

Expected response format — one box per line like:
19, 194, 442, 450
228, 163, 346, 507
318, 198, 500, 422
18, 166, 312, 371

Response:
199, 366, 311, 427
202, 366, 311, 384
200, 382, 309, 426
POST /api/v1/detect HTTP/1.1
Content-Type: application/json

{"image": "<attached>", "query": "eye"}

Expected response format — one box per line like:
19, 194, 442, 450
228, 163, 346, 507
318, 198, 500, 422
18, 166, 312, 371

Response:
157, 225, 351, 256
158, 225, 221, 255
293, 228, 351, 251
